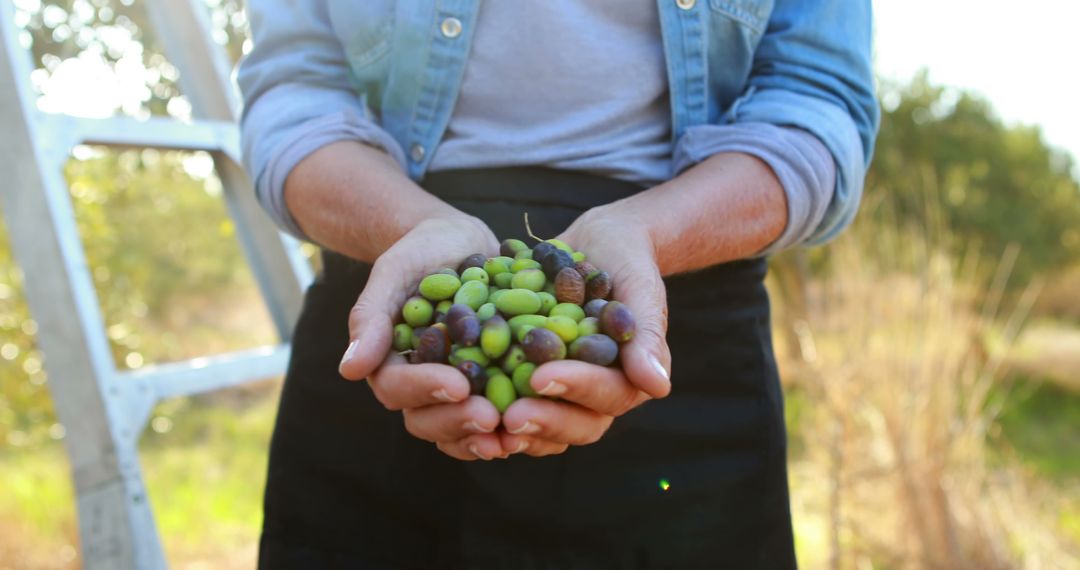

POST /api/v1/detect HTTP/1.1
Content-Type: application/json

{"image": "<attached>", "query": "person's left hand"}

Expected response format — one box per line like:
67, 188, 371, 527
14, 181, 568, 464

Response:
499, 205, 673, 456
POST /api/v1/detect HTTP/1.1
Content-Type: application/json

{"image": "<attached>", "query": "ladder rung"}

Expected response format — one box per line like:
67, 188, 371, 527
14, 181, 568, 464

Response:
43, 114, 240, 157
116, 344, 290, 399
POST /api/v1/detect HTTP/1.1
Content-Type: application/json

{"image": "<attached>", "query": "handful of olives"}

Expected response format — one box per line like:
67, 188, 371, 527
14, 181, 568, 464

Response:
391, 238, 636, 413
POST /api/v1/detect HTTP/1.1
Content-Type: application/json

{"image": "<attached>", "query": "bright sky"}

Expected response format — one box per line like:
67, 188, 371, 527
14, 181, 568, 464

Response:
873, 0, 1080, 179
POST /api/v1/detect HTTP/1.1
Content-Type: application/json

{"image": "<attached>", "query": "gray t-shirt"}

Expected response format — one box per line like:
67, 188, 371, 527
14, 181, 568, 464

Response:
430, 0, 672, 185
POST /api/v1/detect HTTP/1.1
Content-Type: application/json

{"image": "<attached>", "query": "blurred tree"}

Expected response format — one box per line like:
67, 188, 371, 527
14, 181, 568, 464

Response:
867, 71, 1080, 285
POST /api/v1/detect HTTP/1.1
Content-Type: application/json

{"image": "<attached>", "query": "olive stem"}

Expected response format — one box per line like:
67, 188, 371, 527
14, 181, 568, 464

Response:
523, 212, 546, 243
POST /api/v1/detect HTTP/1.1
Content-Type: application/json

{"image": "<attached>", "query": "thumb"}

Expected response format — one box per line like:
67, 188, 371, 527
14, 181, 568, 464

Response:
338, 258, 405, 381
612, 264, 671, 399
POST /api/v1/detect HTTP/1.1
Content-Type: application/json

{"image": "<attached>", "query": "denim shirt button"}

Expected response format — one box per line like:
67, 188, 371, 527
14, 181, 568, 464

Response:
440, 17, 463, 38
675, 0, 695, 9
410, 144, 426, 162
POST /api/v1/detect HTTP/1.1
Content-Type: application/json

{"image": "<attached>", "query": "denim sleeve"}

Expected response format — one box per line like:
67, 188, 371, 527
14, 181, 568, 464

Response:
237, 0, 406, 239
673, 123, 836, 256
711, 0, 880, 247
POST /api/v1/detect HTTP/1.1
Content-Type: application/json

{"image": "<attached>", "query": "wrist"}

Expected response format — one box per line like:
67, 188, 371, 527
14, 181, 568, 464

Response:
566, 203, 661, 270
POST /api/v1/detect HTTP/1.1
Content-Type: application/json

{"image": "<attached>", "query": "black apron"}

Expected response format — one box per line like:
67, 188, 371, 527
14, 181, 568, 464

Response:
258, 168, 796, 569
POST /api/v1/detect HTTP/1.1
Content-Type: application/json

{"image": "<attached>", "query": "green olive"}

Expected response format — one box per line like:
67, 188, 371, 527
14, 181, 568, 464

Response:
448, 345, 490, 367
480, 315, 511, 360
494, 288, 542, 316
476, 302, 497, 321
483, 258, 511, 279
545, 239, 574, 254
500, 238, 529, 257
512, 363, 538, 398
577, 316, 600, 337
536, 292, 557, 316
544, 315, 579, 343
508, 314, 548, 338
549, 303, 586, 322
460, 266, 490, 285
418, 273, 461, 301
500, 344, 527, 373
510, 258, 542, 272
485, 374, 517, 413
392, 323, 413, 352
493, 271, 514, 289
510, 268, 546, 292
453, 280, 489, 310
402, 296, 434, 327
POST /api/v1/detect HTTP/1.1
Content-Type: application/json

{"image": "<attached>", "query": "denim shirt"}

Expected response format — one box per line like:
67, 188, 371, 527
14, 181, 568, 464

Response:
239, 0, 878, 246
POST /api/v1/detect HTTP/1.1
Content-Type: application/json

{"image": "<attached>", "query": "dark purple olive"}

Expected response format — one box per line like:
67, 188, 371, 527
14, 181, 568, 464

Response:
444, 303, 476, 329
599, 301, 636, 343
521, 327, 567, 364
568, 334, 619, 366
540, 249, 575, 281
456, 360, 488, 395
458, 253, 488, 274
583, 299, 608, 319
449, 315, 481, 347
416, 323, 451, 363
531, 242, 557, 264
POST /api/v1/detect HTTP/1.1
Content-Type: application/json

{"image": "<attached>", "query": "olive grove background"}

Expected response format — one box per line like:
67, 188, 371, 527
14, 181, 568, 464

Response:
1, 1, 1078, 568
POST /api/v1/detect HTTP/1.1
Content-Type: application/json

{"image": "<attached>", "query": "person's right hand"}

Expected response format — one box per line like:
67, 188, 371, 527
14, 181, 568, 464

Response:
337, 214, 508, 461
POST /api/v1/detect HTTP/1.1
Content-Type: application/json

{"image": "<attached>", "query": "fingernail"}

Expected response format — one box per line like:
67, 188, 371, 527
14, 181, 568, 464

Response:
468, 444, 490, 460
511, 441, 530, 454
340, 340, 359, 366
537, 381, 567, 396
649, 354, 669, 381
431, 388, 455, 403
508, 421, 540, 435
463, 421, 493, 434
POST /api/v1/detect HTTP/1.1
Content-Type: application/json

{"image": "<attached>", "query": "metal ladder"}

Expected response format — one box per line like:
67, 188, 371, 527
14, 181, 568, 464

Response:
0, 1, 313, 568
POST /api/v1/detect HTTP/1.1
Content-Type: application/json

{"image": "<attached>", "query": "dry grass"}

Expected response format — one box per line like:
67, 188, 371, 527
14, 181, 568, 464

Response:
774, 208, 1079, 569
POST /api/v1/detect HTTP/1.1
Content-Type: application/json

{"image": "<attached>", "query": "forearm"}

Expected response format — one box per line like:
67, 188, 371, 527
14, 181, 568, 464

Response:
602, 152, 787, 276
284, 141, 476, 262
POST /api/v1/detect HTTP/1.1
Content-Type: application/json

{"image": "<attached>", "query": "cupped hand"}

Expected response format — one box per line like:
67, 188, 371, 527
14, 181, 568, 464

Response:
338, 214, 507, 460
500, 206, 672, 457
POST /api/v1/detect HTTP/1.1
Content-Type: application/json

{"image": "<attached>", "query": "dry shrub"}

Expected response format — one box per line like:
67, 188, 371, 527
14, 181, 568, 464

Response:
777, 205, 1079, 569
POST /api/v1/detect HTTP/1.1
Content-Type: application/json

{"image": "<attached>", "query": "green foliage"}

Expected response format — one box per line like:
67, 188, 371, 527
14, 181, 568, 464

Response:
995, 379, 1080, 480
0, 225, 53, 450
867, 71, 1080, 285
0, 147, 272, 451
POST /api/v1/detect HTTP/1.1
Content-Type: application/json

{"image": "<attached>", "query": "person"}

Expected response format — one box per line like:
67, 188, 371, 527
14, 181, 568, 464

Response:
237, 1, 877, 568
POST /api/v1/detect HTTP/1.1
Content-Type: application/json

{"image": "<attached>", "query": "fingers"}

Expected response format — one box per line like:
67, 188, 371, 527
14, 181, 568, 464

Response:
367, 354, 471, 410
436, 434, 506, 461
528, 360, 650, 417
611, 263, 672, 399
402, 396, 502, 444
500, 397, 614, 447
497, 432, 569, 458
338, 257, 410, 381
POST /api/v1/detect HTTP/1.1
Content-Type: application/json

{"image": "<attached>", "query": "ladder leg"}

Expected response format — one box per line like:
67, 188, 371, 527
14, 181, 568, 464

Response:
0, 7, 165, 569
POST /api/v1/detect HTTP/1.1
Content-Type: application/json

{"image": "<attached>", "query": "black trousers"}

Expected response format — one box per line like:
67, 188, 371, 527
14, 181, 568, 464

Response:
258, 168, 797, 569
